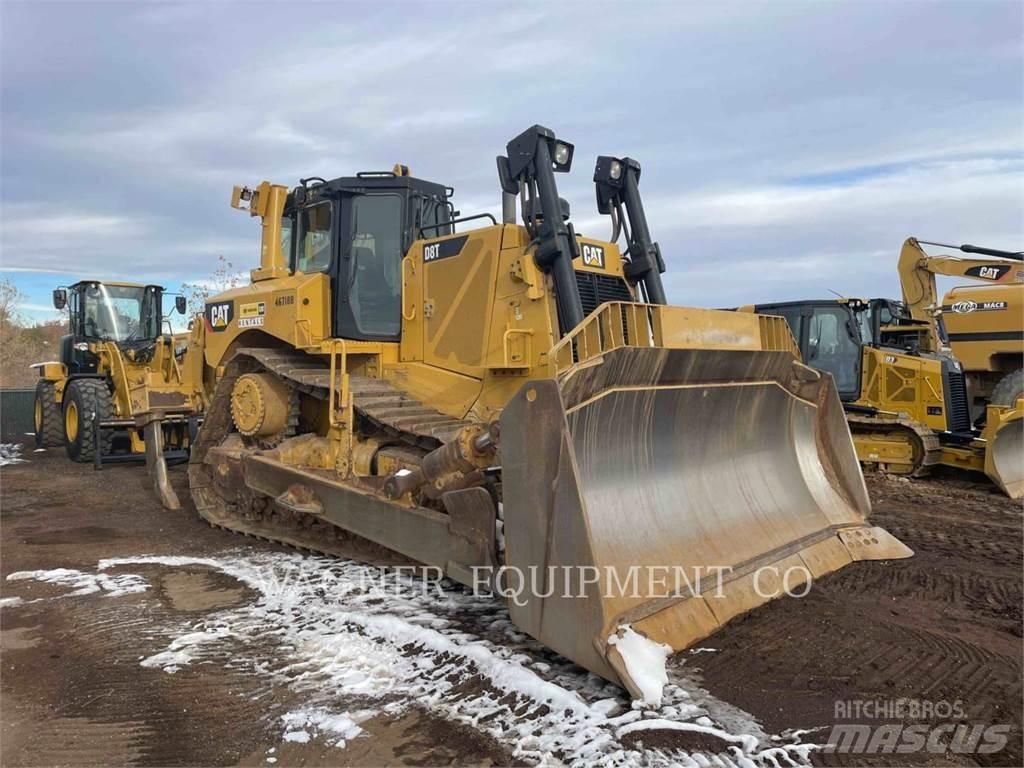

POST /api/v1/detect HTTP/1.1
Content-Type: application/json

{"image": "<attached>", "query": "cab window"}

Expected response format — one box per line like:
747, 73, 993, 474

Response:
348, 194, 403, 336
280, 215, 294, 265
414, 194, 451, 238
807, 307, 861, 396
297, 203, 332, 273
770, 306, 804, 347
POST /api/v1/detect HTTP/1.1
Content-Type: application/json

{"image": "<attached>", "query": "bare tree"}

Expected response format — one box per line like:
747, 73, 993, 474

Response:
180, 255, 242, 317
0, 279, 67, 389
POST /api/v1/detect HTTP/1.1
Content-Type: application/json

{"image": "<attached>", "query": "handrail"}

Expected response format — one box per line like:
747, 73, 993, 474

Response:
553, 302, 802, 375
502, 327, 534, 368
327, 339, 349, 428
419, 212, 497, 237
401, 257, 417, 321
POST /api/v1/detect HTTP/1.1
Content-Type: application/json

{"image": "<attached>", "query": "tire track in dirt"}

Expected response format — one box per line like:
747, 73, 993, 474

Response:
688, 473, 1023, 767
3, 566, 296, 767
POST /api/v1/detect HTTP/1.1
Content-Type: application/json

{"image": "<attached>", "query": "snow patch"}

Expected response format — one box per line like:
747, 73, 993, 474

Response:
281, 708, 373, 748
77, 553, 817, 766
617, 718, 759, 753
607, 625, 672, 707
140, 627, 233, 673
0, 596, 24, 608
0, 444, 26, 466
6, 568, 148, 598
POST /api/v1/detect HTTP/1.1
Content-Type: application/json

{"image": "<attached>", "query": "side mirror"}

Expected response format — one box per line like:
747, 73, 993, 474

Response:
175, 295, 187, 314
52, 289, 67, 310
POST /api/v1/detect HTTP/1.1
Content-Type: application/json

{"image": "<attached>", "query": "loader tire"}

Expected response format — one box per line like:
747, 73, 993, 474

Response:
63, 379, 113, 463
990, 368, 1023, 407
33, 380, 63, 449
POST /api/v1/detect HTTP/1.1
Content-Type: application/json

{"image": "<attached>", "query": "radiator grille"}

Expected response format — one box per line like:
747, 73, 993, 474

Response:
574, 271, 634, 318
942, 362, 972, 433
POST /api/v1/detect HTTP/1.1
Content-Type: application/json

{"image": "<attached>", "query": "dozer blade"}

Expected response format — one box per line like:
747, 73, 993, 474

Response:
984, 402, 1023, 499
500, 344, 912, 702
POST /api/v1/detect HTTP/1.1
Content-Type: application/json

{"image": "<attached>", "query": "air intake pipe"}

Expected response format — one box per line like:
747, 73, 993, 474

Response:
497, 125, 584, 334
593, 156, 667, 305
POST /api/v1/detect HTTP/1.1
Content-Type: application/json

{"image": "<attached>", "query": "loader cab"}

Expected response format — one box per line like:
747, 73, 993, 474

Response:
53, 281, 165, 374
754, 300, 866, 401
281, 169, 451, 342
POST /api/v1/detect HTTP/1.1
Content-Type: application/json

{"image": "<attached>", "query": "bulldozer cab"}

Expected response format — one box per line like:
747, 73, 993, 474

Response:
753, 300, 866, 400
280, 170, 452, 342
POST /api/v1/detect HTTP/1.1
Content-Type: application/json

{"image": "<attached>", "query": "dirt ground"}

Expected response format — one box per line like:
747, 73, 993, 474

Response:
1, 446, 1021, 767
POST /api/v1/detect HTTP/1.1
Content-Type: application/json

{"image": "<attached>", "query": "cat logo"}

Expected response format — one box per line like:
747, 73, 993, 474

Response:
581, 243, 605, 269
884, 354, 897, 363
205, 301, 233, 333
951, 300, 977, 314
966, 264, 1011, 281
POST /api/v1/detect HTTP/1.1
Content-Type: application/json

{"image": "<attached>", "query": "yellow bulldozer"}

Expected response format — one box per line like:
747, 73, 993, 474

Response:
745, 238, 1023, 498
186, 125, 909, 700
32, 280, 206, 508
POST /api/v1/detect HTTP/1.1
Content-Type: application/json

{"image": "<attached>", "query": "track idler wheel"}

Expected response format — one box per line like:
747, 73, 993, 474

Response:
230, 373, 291, 440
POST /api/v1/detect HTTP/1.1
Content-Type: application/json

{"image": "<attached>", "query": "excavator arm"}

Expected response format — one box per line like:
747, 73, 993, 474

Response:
897, 237, 1024, 353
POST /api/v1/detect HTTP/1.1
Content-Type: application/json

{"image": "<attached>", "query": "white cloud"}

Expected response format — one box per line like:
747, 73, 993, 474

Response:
1, 1, 1021, 306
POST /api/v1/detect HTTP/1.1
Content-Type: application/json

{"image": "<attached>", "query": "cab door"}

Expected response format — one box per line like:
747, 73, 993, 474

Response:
804, 305, 863, 400
334, 191, 407, 342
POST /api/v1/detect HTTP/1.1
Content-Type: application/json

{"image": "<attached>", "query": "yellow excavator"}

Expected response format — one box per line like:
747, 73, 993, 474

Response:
187, 125, 910, 700
894, 238, 1022, 497
895, 237, 1022, 417
32, 280, 206, 508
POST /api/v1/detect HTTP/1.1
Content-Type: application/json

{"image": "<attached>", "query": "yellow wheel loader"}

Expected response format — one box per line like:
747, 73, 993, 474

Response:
189, 125, 909, 701
32, 280, 206, 508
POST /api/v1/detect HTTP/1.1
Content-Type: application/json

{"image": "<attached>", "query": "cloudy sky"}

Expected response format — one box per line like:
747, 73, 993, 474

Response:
1, 1, 1021, 323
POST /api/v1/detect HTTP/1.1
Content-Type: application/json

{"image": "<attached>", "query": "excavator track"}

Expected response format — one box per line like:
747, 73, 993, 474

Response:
188, 347, 472, 561
846, 412, 941, 477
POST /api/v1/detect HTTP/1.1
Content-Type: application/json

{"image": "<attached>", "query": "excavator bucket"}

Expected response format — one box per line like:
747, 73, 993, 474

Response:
984, 402, 1023, 499
500, 304, 912, 700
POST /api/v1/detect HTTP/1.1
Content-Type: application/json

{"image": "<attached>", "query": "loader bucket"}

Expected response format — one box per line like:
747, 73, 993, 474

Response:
500, 305, 912, 701
984, 402, 1023, 499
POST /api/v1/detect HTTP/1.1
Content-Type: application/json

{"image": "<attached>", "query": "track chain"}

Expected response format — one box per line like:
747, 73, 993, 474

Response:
846, 412, 941, 477
188, 347, 471, 560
